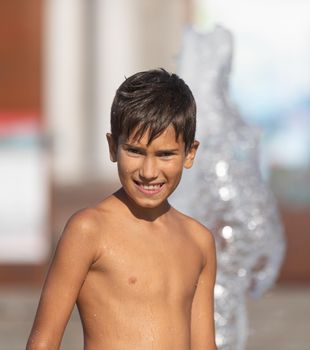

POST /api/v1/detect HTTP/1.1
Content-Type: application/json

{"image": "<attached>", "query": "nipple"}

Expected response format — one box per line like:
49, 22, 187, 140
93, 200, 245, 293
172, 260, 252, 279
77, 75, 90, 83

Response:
128, 276, 137, 284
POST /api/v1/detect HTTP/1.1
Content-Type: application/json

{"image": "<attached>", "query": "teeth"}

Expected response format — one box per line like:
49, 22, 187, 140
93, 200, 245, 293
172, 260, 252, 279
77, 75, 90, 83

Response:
137, 182, 162, 191
142, 184, 161, 190
134, 181, 164, 190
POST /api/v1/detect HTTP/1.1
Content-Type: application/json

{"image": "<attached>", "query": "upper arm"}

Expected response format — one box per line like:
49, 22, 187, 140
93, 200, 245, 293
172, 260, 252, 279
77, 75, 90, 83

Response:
191, 225, 217, 350
27, 209, 101, 349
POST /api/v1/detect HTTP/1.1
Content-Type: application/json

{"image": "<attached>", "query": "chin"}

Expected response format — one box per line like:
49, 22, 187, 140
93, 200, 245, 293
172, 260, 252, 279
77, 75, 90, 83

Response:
132, 197, 165, 209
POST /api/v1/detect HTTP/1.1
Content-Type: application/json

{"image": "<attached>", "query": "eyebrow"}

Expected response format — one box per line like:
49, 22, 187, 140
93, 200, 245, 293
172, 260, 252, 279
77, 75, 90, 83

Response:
123, 143, 179, 153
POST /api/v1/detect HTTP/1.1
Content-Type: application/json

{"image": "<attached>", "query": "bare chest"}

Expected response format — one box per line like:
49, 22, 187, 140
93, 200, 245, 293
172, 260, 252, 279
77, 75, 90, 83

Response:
91, 224, 202, 303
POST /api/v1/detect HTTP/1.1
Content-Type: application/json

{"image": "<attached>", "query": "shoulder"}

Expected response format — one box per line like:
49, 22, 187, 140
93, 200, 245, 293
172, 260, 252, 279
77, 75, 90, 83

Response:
65, 207, 102, 231
61, 207, 104, 245
172, 209, 216, 265
187, 217, 216, 271
172, 208, 214, 243
49, 207, 107, 266
189, 217, 215, 252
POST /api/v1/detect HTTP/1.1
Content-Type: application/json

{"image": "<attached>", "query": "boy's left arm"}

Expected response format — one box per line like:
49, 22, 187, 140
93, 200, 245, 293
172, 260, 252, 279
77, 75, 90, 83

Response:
191, 229, 217, 350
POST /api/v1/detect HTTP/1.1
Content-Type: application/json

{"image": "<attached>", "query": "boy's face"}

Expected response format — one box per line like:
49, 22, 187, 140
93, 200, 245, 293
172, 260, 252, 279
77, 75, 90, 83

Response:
107, 125, 199, 210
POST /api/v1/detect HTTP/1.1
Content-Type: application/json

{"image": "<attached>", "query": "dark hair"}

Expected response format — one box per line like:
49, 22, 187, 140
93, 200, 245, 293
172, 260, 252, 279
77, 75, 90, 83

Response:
110, 68, 196, 153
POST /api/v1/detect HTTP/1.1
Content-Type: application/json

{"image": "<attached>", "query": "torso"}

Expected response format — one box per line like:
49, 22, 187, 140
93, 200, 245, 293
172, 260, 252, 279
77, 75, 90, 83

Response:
76, 195, 205, 350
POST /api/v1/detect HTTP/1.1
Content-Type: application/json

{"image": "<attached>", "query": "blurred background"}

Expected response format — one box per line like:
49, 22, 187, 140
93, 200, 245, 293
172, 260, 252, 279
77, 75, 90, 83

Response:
0, 0, 309, 349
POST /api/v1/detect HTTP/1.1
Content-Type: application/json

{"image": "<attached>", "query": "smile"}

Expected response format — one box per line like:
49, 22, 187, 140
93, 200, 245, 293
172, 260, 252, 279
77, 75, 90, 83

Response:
134, 181, 164, 194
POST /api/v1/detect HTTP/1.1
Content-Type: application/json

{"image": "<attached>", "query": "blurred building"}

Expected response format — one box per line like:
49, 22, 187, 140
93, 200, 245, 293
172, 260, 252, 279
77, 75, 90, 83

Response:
0, 0, 188, 284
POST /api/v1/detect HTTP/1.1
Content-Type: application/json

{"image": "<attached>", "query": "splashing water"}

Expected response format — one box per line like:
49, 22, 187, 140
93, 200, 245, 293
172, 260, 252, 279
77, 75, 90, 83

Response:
171, 25, 285, 350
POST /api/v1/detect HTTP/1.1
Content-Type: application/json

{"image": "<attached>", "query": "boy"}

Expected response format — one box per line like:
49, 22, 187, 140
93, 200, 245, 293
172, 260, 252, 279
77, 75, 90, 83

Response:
27, 69, 217, 350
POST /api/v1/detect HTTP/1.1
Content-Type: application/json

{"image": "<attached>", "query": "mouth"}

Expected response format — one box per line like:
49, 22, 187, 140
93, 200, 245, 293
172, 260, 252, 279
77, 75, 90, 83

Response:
133, 180, 165, 194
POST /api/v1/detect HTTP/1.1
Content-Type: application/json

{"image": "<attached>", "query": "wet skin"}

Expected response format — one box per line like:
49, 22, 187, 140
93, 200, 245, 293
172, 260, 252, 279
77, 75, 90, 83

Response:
26, 126, 217, 350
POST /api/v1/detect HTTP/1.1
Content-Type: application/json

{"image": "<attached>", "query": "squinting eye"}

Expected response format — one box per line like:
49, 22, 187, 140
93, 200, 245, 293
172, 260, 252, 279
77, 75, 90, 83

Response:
127, 148, 141, 154
160, 153, 174, 158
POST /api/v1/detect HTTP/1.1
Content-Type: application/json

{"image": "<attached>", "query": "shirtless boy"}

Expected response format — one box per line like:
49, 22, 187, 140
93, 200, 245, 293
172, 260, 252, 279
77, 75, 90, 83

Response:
27, 69, 217, 350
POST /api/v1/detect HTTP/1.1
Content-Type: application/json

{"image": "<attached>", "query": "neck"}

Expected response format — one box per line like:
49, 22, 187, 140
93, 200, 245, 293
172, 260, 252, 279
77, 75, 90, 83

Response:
114, 188, 171, 223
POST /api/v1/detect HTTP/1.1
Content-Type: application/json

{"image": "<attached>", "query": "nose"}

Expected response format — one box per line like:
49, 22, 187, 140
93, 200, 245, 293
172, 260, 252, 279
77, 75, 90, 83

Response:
139, 156, 159, 181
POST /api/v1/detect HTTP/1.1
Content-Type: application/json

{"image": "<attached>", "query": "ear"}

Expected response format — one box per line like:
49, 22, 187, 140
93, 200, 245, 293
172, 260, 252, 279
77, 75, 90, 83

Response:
106, 133, 118, 162
184, 140, 199, 169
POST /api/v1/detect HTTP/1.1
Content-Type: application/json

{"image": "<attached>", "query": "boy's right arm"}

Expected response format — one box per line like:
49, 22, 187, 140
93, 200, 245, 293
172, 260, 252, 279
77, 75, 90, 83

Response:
26, 209, 102, 350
